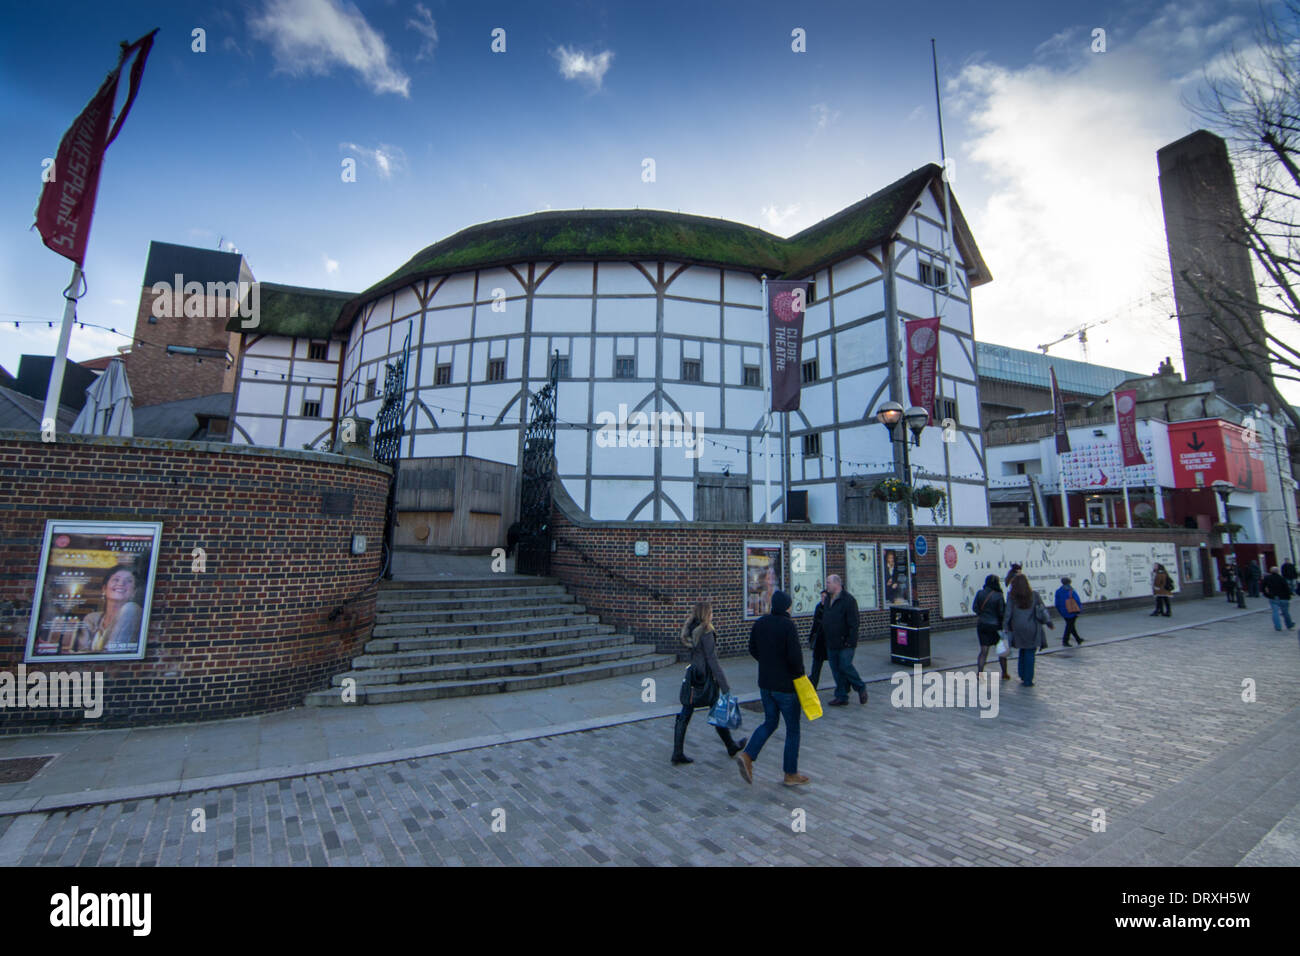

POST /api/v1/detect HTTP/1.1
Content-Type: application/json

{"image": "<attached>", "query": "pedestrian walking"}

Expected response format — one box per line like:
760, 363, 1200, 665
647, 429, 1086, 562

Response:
1004, 563, 1023, 588
1004, 575, 1052, 687
1223, 563, 1238, 603
822, 574, 867, 707
1247, 559, 1263, 598
972, 574, 1009, 680
1261, 566, 1295, 631
672, 599, 747, 765
1281, 558, 1297, 586
736, 590, 808, 787
1054, 575, 1084, 646
1151, 564, 1173, 617
807, 589, 829, 689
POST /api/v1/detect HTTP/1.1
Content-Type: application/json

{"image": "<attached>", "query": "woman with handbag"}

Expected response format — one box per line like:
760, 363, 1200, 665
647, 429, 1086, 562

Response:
1151, 564, 1173, 617
973, 575, 1010, 680
672, 599, 747, 765
1004, 574, 1052, 686
1054, 576, 1084, 646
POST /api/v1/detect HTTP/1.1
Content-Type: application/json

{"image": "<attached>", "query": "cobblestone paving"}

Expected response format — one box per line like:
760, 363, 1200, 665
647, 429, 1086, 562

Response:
10, 622, 1299, 865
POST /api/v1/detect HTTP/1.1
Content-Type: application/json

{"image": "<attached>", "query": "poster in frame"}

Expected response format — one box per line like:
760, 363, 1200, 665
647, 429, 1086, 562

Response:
788, 542, 825, 616
25, 520, 162, 663
744, 541, 784, 619
881, 545, 911, 606
845, 543, 879, 610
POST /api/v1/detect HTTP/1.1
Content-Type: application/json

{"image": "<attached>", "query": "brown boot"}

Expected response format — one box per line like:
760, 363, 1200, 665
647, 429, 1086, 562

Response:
736, 751, 754, 784
783, 772, 811, 786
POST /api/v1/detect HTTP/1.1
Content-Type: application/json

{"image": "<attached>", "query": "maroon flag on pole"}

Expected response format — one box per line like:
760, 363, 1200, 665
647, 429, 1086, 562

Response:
768, 280, 810, 411
1115, 388, 1146, 467
905, 317, 940, 417
34, 30, 157, 265
1050, 366, 1071, 453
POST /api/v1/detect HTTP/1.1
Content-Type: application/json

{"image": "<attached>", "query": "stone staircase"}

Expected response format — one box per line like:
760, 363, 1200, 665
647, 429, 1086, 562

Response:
305, 576, 674, 706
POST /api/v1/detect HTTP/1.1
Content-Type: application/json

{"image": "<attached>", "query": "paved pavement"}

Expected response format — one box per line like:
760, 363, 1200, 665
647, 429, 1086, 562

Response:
0, 597, 1262, 814
0, 599, 1295, 866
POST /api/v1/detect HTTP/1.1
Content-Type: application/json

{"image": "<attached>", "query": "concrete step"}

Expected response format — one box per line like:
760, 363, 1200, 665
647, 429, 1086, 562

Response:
375, 601, 584, 624
373, 611, 596, 637
334, 642, 654, 686
305, 652, 676, 706
377, 582, 566, 601
353, 632, 636, 669
365, 622, 616, 653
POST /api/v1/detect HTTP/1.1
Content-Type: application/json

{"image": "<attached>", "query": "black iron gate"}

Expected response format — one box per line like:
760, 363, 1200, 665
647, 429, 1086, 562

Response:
372, 326, 411, 579
516, 352, 559, 576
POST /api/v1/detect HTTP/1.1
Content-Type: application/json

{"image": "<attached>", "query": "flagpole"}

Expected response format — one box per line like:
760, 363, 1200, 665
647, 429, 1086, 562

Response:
931, 38, 958, 314
42, 263, 83, 433
762, 275, 772, 523
1113, 390, 1132, 527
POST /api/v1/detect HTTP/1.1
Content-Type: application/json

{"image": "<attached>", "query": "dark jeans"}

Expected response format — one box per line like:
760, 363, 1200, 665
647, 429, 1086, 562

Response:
1269, 598, 1294, 630
1154, 596, 1171, 615
1017, 647, 1037, 684
809, 642, 826, 688
744, 688, 800, 774
1062, 617, 1080, 643
827, 646, 865, 701
1249, 580, 1260, 598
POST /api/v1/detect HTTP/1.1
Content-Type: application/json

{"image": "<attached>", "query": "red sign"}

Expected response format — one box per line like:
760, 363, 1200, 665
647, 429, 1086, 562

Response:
1115, 389, 1146, 467
906, 317, 940, 417
1167, 419, 1267, 491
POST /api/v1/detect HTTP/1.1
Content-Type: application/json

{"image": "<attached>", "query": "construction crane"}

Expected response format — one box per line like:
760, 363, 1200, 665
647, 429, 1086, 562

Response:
1037, 293, 1164, 361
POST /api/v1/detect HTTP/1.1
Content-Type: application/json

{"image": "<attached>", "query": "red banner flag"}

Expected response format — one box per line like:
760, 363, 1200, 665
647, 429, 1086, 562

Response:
34, 30, 157, 265
768, 280, 810, 412
1114, 389, 1146, 467
1050, 366, 1071, 453
905, 317, 940, 417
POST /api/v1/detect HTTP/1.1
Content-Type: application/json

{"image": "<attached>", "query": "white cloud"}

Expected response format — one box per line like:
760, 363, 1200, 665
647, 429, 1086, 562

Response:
339, 142, 406, 179
553, 46, 614, 89
408, 3, 438, 61
761, 203, 803, 232
249, 0, 410, 96
811, 103, 840, 130
323, 254, 340, 274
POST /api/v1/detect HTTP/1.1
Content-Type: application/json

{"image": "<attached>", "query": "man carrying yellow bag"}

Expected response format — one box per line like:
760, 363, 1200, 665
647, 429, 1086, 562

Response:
736, 590, 813, 787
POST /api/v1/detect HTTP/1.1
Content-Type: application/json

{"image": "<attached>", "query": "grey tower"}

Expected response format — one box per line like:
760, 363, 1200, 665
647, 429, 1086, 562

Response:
1157, 129, 1273, 409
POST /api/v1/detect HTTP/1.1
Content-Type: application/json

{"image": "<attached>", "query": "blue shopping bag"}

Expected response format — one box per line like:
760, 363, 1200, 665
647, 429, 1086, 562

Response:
707, 692, 742, 730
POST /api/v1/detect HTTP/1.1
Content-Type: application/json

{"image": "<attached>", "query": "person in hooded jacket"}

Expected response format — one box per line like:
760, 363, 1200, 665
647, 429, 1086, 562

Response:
736, 590, 809, 787
1054, 575, 1084, 647
1004, 574, 1052, 687
807, 589, 829, 688
671, 599, 747, 765
973, 574, 1009, 680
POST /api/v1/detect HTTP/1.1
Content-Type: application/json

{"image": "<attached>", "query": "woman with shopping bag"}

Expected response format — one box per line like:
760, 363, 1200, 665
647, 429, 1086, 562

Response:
973, 574, 1010, 680
1003, 575, 1053, 687
671, 600, 747, 765
736, 590, 812, 787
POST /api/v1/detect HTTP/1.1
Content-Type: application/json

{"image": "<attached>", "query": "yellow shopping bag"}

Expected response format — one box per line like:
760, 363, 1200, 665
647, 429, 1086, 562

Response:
793, 675, 823, 721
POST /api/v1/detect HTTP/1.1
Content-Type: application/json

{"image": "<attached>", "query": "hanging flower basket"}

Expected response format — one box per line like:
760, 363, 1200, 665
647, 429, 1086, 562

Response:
872, 478, 910, 503
1212, 521, 1243, 535
912, 484, 948, 522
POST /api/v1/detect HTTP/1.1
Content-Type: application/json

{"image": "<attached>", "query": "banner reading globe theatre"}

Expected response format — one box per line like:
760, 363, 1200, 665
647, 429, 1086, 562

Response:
25, 520, 162, 662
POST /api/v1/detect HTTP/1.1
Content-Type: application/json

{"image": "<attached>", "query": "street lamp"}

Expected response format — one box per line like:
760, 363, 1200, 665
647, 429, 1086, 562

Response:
1212, 479, 1247, 609
876, 402, 930, 606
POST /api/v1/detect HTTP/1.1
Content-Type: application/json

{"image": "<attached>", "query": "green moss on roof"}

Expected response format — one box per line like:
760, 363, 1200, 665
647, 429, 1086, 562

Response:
227, 282, 355, 339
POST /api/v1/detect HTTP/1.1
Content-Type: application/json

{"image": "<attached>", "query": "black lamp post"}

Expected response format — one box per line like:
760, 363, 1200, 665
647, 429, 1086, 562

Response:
1212, 479, 1247, 609
876, 401, 930, 605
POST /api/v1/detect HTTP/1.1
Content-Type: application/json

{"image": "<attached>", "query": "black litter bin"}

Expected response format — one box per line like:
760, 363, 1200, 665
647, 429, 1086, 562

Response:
889, 605, 931, 666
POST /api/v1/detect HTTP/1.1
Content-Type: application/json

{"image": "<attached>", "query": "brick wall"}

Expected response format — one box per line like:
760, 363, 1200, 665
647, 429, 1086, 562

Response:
548, 484, 1212, 658
125, 286, 240, 408
0, 431, 389, 733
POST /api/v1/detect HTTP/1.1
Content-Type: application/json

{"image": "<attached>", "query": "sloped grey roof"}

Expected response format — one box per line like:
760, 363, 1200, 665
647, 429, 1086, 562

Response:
0, 385, 77, 431
133, 392, 233, 440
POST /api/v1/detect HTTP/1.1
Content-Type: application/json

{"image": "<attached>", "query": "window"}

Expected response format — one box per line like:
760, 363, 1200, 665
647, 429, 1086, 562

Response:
807, 282, 816, 304
920, 261, 948, 289
366, 378, 377, 399
552, 356, 570, 379
615, 356, 636, 379
487, 358, 506, 382
802, 432, 822, 457
435, 363, 452, 386
801, 358, 819, 384
302, 400, 321, 418
308, 341, 328, 361
682, 358, 701, 382
743, 365, 761, 387
938, 397, 958, 424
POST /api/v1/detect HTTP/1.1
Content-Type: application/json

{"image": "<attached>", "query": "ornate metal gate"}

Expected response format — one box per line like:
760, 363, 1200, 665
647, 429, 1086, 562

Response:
372, 326, 411, 579
516, 352, 559, 576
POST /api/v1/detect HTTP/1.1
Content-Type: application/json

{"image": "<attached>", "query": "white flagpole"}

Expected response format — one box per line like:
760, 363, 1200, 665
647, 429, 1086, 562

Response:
762, 275, 772, 523
1114, 390, 1132, 527
931, 39, 958, 314
42, 263, 83, 434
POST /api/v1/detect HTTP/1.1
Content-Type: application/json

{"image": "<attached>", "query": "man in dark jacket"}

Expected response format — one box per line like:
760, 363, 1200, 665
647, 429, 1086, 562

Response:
737, 590, 809, 787
807, 590, 829, 688
1247, 559, 1263, 598
822, 574, 867, 706
1282, 559, 1297, 585
1261, 565, 1295, 630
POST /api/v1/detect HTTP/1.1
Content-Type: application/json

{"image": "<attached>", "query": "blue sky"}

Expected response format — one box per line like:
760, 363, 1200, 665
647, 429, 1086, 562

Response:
0, 0, 1282, 395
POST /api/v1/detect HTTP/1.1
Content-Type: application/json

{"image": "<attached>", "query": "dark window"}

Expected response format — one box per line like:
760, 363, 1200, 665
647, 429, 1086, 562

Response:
487, 358, 506, 382
615, 356, 635, 379
308, 341, 328, 361
682, 358, 702, 382
920, 261, 948, 289
302, 400, 321, 418
743, 365, 761, 387
939, 396, 958, 423
552, 356, 570, 379
801, 358, 819, 384
435, 363, 452, 386
802, 432, 822, 457
366, 378, 377, 399
807, 282, 816, 304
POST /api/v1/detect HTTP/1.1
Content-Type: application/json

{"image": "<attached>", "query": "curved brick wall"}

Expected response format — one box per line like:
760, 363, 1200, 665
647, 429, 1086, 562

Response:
0, 432, 389, 733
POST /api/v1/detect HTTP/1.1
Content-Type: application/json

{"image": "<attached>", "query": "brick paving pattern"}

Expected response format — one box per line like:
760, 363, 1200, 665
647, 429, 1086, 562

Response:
9, 621, 1299, 865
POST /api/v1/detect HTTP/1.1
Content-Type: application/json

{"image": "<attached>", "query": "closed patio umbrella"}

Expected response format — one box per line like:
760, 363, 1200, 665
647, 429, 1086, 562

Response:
70, 356, 134, 436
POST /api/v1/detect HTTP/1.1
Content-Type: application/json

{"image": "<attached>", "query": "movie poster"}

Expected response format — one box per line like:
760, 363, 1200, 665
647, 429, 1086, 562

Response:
882, 546, 911, 605
744, 541, 783, 619
25, 520, 162, 662
845, 543, 879, 610
788, 542, 825, 616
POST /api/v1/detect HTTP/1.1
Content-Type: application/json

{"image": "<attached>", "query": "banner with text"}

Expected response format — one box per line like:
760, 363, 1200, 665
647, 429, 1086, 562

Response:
767, 280, 809, 412
905, 317, 940, 417
1115, 389, 1146, 467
